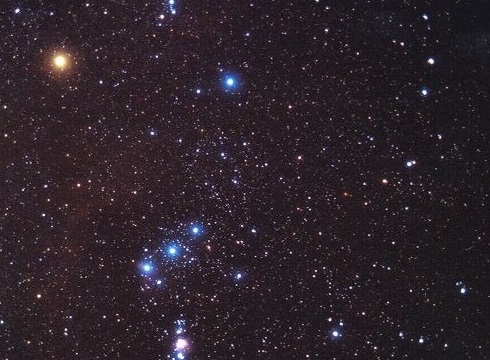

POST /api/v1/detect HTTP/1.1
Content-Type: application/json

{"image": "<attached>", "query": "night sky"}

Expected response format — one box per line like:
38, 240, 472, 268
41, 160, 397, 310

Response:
0, 1, 489, 359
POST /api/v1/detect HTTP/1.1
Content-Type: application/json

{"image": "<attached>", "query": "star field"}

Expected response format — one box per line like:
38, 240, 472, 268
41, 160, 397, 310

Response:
0, 1, 489, 359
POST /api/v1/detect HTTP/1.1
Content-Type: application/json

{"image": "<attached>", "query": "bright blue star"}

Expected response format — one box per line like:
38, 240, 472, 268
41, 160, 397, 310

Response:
224, 76, 236, 87
168, 246, 177, 255
221, 73, 240, 92
139, 260, 155, 276
189, 224, 203, 236
165, 243, 182, 259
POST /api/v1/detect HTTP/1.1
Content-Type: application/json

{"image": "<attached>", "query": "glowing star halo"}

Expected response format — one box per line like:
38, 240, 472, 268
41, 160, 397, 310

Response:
49, 50, 74, 74
53, 54, 67, 68
190, 224, 202, 236
221, 72, 240, 93
139, 260, 156, 276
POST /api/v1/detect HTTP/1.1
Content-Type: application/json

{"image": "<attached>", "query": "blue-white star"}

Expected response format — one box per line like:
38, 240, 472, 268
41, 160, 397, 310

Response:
406, 160, 416, 168
139, 260, 156, 276
456, 281, 468, 295
190, 224, 203, 236
168, 0, 177, 15
233, 271, 246, 283
165, 243, 182, 259
221, 73, 240, 92
330, 329, 343, 340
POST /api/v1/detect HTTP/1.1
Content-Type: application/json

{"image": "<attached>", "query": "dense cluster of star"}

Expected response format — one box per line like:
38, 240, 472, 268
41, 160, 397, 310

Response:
0, 1, 488, 359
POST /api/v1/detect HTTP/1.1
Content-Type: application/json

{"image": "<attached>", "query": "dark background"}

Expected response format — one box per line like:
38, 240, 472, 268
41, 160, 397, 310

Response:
0, 1, 488, 359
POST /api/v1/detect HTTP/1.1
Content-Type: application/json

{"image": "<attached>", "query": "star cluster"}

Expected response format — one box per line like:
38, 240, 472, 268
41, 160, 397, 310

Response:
0, 1, 489, 359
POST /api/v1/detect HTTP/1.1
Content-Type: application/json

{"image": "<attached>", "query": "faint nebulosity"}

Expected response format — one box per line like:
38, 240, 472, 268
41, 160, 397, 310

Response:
0, 1, 488, 359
